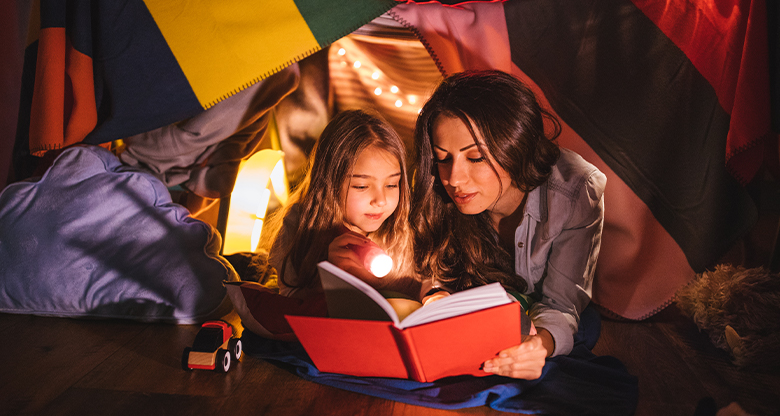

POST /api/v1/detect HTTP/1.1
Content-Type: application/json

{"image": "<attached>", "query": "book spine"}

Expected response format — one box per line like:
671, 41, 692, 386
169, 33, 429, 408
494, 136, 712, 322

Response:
390, 327, 426, 382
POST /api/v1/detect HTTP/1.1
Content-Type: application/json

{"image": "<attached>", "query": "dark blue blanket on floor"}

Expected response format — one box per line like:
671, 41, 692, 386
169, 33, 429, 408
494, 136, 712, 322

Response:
243, 306, 638, 415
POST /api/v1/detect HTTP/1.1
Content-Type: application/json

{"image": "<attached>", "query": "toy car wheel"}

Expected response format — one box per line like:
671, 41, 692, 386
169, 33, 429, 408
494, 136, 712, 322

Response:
216, 349, 231, 373
182, 348, 192, 371
228, 338, 242, 361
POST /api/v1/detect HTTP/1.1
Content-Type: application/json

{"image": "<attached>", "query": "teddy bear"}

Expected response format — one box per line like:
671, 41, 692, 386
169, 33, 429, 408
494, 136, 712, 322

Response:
675, 264, 780, 369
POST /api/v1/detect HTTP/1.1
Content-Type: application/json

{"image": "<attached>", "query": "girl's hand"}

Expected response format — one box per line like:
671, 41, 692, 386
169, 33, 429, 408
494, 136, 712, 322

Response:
481, 332, 550, 380
328, 232, 383, 287
422, 290, 450, 305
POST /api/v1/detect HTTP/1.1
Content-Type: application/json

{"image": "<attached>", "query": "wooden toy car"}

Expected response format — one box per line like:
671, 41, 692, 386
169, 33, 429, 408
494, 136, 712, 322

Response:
182, 320, 242, 372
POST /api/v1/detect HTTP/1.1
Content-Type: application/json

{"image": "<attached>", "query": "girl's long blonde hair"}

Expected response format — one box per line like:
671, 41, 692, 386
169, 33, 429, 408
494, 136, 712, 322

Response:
262, 109, 414, 291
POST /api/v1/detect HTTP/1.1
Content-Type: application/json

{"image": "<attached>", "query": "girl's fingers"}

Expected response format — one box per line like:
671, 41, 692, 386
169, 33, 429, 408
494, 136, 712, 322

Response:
332, 231, 371, 247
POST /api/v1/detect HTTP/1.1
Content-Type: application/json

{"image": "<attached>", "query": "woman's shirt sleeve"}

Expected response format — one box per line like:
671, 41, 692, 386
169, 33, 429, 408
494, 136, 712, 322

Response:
528, 167, 606, 356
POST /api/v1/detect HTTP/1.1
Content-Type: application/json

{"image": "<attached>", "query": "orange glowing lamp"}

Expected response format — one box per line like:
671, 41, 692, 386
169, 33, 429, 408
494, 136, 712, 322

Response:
222, 149, 288, 255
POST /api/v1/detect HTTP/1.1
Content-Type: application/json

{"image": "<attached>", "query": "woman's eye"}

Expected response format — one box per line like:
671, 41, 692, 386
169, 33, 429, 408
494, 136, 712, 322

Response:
386, 183, 399, 189
351, 185, 368, 190
434, 157, 451, 165
468, 157, 486, 163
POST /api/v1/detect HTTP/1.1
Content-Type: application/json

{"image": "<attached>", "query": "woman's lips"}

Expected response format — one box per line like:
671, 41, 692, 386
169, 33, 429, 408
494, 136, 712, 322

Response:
452, 192, 476, 204
364, 213, 383, 220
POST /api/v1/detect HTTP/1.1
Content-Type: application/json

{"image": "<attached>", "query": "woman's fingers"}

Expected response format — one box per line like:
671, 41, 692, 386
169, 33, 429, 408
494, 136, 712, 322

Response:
482, 335, 546, 379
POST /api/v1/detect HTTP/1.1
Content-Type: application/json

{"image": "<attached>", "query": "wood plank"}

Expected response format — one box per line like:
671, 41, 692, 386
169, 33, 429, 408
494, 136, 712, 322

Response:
0, 313, 146, 415
72, 321, 241, 397
592, 314, 709, 416
38, 388, 225, 416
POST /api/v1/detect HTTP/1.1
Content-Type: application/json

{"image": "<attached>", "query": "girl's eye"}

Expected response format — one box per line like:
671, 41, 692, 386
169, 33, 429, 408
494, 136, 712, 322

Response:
386, 183, 399, 189
468, 157, 486, 163
434, 157, 451, 165
351, 185, 368, 190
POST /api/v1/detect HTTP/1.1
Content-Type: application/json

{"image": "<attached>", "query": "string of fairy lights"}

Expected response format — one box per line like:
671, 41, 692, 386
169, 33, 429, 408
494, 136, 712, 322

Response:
336, 46, 423, 114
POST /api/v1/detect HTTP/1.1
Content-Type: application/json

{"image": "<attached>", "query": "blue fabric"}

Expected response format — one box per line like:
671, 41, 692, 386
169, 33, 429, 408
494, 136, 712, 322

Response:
0, 145, 236, 323
244, 306, 638, 415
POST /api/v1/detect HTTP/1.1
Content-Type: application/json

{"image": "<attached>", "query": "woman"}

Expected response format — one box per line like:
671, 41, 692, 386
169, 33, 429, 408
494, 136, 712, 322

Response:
411, 70, 606, 379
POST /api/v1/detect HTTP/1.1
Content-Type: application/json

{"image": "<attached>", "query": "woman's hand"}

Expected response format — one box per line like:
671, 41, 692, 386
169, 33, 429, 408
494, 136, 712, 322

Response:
481, 329, 553, 380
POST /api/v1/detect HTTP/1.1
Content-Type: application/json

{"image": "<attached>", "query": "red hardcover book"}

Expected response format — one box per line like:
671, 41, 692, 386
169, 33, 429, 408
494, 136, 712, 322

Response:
285, 262, 522, 382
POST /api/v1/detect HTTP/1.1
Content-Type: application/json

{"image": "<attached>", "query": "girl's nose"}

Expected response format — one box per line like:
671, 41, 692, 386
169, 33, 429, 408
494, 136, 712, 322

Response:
372, 188, 387, 207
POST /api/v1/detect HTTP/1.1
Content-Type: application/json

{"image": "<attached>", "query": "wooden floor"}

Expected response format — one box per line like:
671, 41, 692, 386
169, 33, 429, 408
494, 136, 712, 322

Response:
1, 303, 778, 416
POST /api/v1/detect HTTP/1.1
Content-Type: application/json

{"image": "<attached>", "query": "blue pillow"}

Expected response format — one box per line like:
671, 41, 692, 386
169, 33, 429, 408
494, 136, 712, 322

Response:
0, 145, 237, 323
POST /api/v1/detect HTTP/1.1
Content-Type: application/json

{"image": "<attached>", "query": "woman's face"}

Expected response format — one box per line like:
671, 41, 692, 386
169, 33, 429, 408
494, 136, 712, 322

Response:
343, 145, 402, 235
432, 115, 522, 220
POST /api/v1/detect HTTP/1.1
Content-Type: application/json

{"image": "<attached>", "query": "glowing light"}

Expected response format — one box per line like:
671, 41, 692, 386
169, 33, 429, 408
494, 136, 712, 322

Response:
408, 95, 417, 104
390, 86, 399, 93
347, 241, 394, 278
223, 150, 289, 255
374, 87, 382, 95
250, 219, 264, 253
371, 71, 380, 80
368, 253, 393, 278
269, 160, 288, 205
353, 61, 361, 68
395, 99, 403, 108
338, 48, 346, 56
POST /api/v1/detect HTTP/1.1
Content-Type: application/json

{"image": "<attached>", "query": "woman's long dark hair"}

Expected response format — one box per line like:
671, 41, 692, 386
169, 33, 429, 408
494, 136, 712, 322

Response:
411, 70, 561, 292
263, 109, 413, 290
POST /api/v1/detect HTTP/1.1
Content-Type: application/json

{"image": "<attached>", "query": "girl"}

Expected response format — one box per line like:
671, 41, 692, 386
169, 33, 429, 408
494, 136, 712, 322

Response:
412, 70, 606, 379
263, 109, 418, 300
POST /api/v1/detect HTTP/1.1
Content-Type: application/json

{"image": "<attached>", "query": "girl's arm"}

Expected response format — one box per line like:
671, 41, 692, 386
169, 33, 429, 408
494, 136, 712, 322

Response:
269, 205, 323, 299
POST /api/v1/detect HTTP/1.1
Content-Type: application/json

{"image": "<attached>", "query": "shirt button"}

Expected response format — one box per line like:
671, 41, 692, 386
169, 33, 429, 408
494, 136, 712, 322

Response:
517, 242, 524, 248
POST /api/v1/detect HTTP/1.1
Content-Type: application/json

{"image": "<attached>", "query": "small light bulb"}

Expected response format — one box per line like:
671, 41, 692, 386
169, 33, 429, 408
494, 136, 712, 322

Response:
353, 61, 361, 68
395, 99, 402, 108
374, 87, 382, 95
390, 86, 399, 93
338, 48, 346, 56
371, 71, 380, 80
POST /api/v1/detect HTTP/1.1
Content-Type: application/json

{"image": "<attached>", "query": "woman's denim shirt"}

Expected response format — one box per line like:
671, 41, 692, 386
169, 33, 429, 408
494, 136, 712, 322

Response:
516, 148, 606, 356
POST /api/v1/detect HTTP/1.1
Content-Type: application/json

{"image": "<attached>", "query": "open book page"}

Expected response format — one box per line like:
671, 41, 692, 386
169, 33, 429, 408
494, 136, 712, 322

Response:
397, 282, 513, 329
318, 262, 515, 329
318, 261, 400, 325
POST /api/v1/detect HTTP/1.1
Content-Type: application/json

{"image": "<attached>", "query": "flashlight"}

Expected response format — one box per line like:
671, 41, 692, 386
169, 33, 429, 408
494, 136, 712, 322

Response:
346, 240, 393, 278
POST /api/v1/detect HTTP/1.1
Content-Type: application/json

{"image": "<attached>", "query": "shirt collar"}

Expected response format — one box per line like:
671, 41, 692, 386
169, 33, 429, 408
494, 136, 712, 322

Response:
525, 183, 547, 223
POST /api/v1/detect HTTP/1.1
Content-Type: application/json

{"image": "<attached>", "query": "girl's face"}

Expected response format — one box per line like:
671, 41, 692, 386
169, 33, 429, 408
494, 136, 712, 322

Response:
343, 145, 402, 235
432, 115, 524, 222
